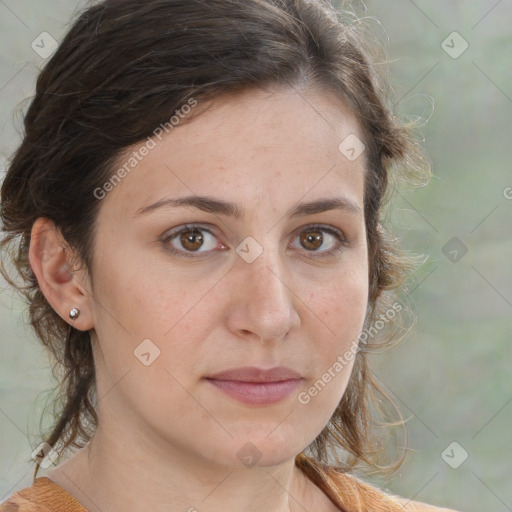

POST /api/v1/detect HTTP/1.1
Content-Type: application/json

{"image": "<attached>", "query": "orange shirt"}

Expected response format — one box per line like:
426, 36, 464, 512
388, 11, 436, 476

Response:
0, 477, 86, 512
0, 457, 458, 512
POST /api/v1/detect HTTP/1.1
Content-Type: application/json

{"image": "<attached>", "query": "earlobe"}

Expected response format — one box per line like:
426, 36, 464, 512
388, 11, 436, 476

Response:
29, 218, 94, 331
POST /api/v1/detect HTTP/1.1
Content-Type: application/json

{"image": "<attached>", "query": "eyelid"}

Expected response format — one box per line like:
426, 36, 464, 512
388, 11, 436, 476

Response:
161, 223, 217, 240
294, 223, 345, 241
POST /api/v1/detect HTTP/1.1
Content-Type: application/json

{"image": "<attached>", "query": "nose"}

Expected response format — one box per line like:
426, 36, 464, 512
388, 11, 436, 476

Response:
225, 250, 301, 342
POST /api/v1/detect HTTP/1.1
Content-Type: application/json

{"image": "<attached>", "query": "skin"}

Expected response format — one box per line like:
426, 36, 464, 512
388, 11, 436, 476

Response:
29, 86, 369, 512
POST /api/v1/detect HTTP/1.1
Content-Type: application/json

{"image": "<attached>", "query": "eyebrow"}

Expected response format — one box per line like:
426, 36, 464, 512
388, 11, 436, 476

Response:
135, 195, 363, 219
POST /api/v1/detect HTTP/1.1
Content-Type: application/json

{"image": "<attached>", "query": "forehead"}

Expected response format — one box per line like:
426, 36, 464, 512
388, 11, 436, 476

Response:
102, 86, 366, 217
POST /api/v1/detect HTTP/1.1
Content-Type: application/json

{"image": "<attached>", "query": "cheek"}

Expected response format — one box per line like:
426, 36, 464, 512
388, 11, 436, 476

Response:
91, 250, 209, 338
305, 266, 368, 342
89, 253, 222, 402
89, 261, 210, 429
297, 266, 368, 403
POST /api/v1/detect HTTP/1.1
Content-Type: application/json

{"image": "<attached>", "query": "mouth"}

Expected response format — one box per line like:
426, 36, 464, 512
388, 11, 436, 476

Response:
205, 366, 303, 405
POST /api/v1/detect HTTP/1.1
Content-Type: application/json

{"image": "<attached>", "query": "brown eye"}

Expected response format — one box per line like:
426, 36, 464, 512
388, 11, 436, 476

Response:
162, 225, 221, 257
300, 229, 323, 250
180, 228, 204, 251
291, 225, 344, 255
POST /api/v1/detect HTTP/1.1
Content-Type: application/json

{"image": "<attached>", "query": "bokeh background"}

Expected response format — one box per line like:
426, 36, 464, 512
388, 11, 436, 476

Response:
0, 1, 510, 510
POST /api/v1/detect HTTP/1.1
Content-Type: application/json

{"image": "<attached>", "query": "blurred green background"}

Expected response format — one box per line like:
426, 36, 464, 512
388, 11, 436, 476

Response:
1, 1, 510, 511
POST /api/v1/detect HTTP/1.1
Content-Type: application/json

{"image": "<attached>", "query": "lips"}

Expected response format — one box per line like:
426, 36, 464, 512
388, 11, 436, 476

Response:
205, 366, 303, 405
206, 366, 302, 382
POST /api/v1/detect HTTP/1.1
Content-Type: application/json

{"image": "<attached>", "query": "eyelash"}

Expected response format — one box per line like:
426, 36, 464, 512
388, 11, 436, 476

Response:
160, 223, 347, 259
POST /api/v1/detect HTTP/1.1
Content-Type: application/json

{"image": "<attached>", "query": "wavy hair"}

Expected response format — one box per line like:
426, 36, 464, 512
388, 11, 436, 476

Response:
0, 0, 429, 481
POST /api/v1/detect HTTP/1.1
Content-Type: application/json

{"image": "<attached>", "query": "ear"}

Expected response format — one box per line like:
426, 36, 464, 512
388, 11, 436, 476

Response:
28, 218, 94, 331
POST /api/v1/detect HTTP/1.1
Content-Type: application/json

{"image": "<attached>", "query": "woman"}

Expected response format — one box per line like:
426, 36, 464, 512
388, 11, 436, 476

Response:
0, 0, 457, 510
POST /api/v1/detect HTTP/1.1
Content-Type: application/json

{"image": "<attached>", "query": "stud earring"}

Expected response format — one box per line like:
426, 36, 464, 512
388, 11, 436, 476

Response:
69, 308, 80, 320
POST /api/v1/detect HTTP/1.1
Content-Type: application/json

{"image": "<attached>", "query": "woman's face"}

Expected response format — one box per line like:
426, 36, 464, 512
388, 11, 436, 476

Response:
86, 86, 369, 469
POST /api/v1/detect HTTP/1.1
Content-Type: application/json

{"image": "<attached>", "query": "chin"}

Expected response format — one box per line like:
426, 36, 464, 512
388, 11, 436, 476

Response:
197, 433, 303, 470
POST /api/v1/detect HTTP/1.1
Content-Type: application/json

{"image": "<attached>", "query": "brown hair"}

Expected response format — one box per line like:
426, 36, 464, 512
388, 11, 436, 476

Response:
0, 0, 429, 484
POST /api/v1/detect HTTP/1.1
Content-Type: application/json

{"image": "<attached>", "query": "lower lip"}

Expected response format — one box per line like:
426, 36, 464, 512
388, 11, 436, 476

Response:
206, 378, 303, 405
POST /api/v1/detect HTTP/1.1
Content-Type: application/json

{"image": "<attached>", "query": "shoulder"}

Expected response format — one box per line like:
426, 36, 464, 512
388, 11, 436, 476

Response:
0, 477, 87, 512
295, 453, 459, 512
331, 469, 459, 512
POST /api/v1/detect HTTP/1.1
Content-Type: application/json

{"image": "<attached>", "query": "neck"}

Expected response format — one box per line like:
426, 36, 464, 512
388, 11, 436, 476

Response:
46, 423, 320, 512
